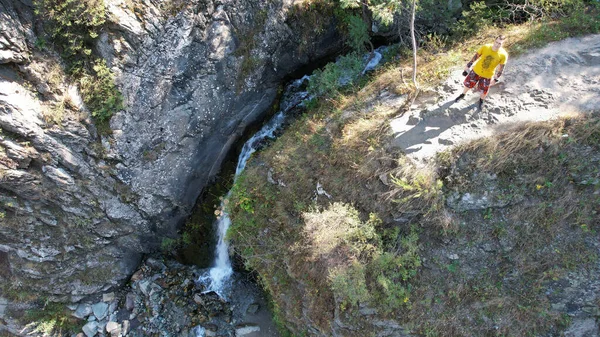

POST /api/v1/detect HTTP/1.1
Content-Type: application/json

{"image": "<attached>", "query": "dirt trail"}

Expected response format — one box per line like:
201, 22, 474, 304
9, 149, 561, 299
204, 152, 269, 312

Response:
390, 34, 600, 163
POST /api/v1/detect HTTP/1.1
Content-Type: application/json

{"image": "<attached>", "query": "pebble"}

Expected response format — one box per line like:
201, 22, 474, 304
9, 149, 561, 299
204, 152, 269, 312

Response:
103, 292, 115, 302
235, 324, 260, 336
448, 253, 459, 260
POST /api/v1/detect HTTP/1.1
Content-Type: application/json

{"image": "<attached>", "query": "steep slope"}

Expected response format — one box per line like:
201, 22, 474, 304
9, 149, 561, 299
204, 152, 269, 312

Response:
226, 34, 600, 336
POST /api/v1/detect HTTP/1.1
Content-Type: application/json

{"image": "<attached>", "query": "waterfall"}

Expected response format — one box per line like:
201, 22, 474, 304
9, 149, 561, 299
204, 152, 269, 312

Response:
198, 48, 386, 295
205, 111, 287, 292
198, 76, 310, 294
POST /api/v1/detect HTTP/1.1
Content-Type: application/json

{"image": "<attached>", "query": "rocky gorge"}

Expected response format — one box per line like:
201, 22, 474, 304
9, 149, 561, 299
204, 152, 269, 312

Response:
2, 0, 599, 335
0, 0, 347, 331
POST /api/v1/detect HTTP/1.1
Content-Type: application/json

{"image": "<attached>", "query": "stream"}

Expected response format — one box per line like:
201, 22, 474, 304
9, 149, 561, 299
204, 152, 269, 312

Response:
192, 47, 386, 337
192, 75, 311, 337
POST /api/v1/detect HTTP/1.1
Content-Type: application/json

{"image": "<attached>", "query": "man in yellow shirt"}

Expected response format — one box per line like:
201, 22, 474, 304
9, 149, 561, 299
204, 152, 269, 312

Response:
455, 35, 508, 109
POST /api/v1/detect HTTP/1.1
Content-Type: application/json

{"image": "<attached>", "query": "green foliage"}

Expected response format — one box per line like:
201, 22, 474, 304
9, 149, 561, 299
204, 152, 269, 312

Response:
161, 238, 178, 252
303, 203, 383, 260
417, 0, 461, 36
345, 15, 371, 52
307, 53, 364, 97
511, 5, 600, 55
391, 171, 444, 215
308, 61, 343, 97
34, 37, 47, 50
496, 0, 592, 22
329, 262, 370, 310
453, 2, 494, 39
33, 0, 124, 125
79, 59, 124, 121
33, 0, 106, 60
182, 232, 192, 245
368, 227, 421, 312
370, 0, 404, 26
229, 174, 255, 215
302, 204, 421, 313
452, 0, 597, 41
24, 302, 81, 336
339, 0, 410, 41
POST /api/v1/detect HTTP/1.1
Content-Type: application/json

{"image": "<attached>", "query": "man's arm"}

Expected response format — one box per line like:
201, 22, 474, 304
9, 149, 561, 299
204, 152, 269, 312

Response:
494, 64, 505, 80
466, 53, 480, 70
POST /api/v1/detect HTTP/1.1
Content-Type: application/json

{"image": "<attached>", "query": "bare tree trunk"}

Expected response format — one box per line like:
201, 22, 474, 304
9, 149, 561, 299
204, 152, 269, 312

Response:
361, 1, 375, 55
410, 0, 418, 88
361, 1, 373, 35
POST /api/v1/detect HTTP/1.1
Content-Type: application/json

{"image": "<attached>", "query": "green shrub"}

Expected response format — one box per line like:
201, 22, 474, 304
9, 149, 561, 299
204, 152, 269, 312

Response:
329, 261, 370, 310
228, 174, 256, 216
417, 0, 462, 36
33, 0, 106, 60
308, 53, 364, 97
24, 302, 81, 336
302, 203, 382, 260
368, 227, 421, 313
79, 60, 124, 121
305, 203, 421, 313
499, 0, 590, 21
453, 2, 495, 39
160, 238, 178, 252
390, 165, 445, 216
345, 15, 371, 53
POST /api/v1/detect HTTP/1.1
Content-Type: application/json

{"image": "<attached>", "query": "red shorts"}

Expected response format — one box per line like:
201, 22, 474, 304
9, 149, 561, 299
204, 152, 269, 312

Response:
463, 71, 491, 95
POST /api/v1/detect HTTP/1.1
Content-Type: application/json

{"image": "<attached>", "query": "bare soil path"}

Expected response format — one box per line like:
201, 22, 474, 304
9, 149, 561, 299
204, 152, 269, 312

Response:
390, 34, 600, 162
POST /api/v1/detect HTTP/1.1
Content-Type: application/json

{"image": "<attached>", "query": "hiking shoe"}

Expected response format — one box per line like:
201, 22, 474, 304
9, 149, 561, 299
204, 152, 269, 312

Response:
478, 98, 485, 109
454, 93, 465, 102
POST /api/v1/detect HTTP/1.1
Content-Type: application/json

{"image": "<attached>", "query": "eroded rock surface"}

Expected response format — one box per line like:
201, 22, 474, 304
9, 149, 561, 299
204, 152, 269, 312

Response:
0, 0, 342, 304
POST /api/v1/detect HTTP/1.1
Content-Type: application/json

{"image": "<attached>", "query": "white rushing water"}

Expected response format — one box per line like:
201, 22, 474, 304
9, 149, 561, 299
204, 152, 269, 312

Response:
204, 111, 287, 292
198, 76, 310, 294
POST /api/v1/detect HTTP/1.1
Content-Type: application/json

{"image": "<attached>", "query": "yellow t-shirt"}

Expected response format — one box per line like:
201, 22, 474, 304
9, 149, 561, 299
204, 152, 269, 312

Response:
473, 44, 508, 79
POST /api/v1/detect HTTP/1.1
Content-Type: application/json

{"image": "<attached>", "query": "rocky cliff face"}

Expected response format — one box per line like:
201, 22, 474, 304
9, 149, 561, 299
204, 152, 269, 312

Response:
0, 0, 342, 300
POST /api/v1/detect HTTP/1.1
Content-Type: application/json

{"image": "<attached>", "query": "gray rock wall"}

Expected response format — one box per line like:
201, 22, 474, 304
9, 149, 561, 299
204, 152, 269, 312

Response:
103, 0, 342, 232
0, 0, 342, 300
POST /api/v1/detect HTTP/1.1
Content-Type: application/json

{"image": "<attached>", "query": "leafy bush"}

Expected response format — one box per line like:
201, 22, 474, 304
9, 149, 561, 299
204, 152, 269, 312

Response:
301, 203, 421, 312
329, 261, 370, 309
307, 53, 364, 97
417, 0, 462, 36
388, 158, 445, 216
454, 0, 595, 34
79, 60, 124, 121
368, 228, 421, 312
33, 0, 105, 60
345, 15, 371, 53
493, 0, 592, 22
160, 237, 178, 252
452, 2, 495, 39
24, 302, 81, 336
81, 60, 124, 123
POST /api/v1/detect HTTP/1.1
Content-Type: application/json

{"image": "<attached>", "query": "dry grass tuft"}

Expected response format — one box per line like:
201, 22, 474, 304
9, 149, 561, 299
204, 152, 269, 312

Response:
302, 203, 381, 263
